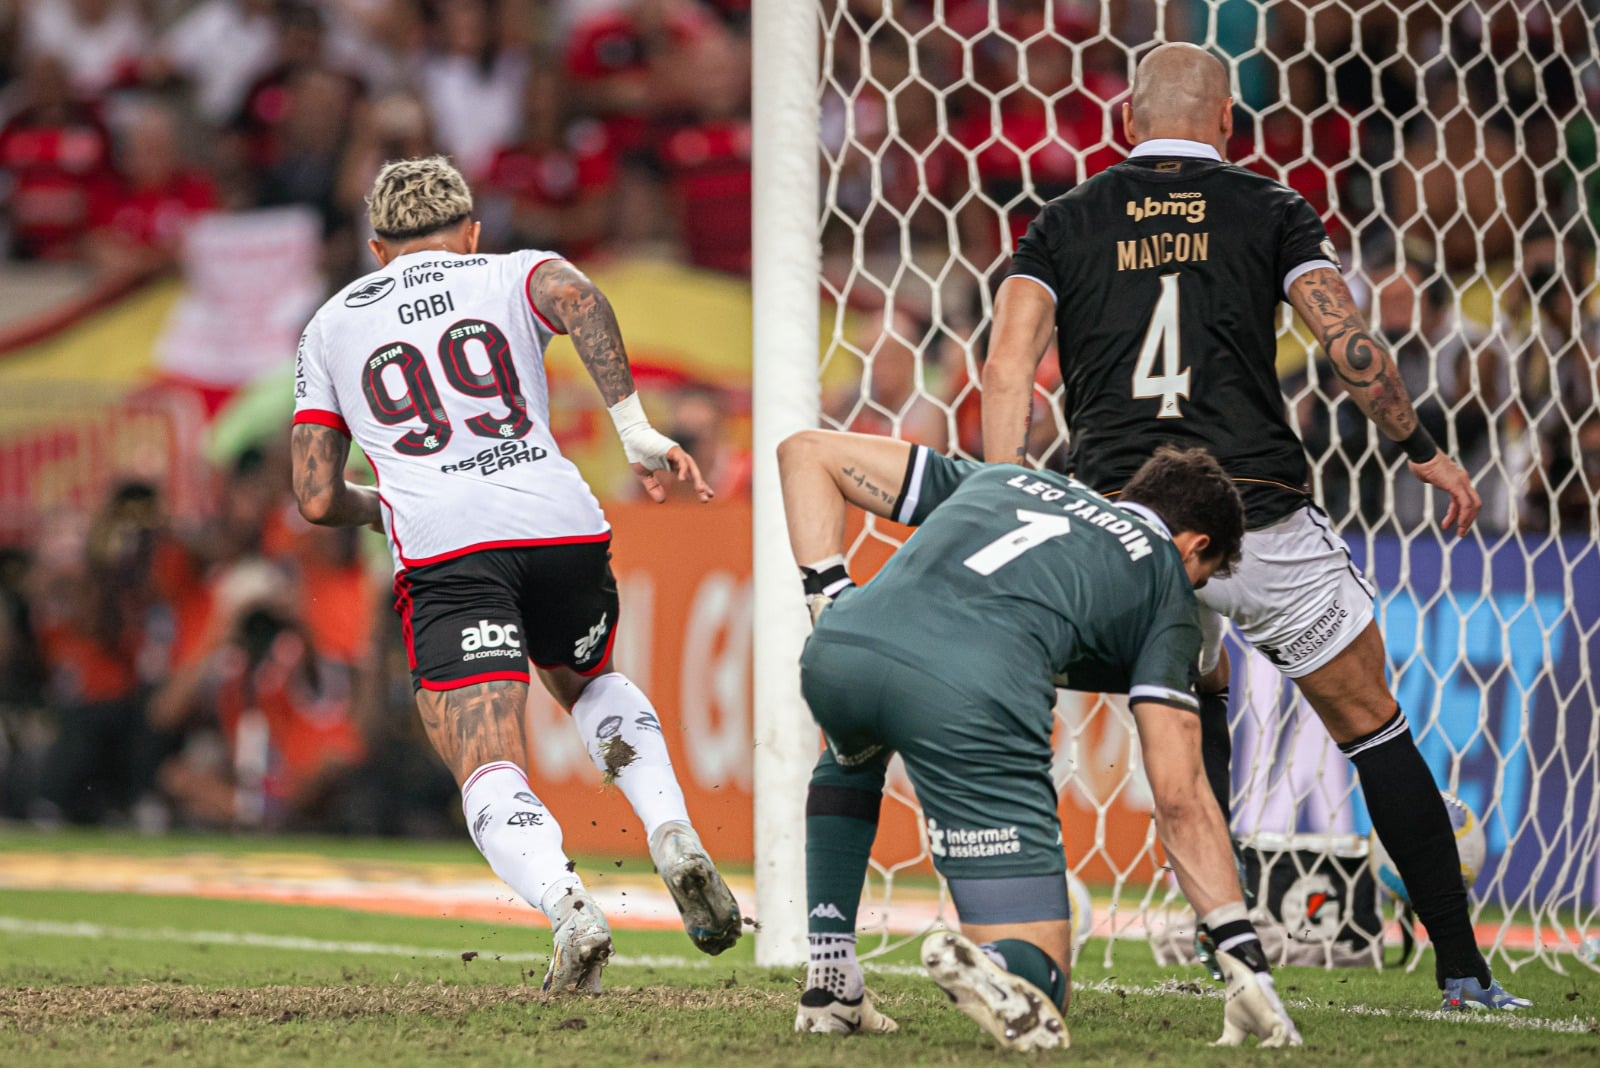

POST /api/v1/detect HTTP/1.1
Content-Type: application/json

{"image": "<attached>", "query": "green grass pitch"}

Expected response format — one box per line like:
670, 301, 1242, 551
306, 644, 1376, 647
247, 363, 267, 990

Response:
0, 832, 1595, 1065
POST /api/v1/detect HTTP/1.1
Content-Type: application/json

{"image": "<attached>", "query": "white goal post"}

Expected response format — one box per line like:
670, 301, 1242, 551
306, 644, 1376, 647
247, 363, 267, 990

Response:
752, 0, 1600, 972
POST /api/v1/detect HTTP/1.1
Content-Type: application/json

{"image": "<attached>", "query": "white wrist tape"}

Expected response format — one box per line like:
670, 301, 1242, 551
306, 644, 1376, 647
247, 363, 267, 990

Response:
607, 392, 678, 470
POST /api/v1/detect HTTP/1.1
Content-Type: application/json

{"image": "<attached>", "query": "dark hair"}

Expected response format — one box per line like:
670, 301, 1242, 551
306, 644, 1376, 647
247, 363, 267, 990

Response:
1120, 445, 1244, 576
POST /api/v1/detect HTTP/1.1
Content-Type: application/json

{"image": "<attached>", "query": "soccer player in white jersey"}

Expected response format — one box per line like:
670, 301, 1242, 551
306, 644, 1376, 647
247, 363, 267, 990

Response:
289, 156, 741, 992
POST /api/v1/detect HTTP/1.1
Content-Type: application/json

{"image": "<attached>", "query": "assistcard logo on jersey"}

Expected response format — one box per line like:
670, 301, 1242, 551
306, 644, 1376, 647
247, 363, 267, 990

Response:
344, 276, 396, 307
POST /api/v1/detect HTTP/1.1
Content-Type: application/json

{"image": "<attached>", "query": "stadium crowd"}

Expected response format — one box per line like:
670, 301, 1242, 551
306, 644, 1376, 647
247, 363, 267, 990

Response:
0, 0, 1597, 831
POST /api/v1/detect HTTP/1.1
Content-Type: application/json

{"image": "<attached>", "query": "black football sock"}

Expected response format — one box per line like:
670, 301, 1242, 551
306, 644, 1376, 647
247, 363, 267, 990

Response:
1202, 903, 1269, 974
804, 778, 882, 936
1198, 687, 1233, 823
981, 939, 1068, 1009
1339, 709, 1490, 987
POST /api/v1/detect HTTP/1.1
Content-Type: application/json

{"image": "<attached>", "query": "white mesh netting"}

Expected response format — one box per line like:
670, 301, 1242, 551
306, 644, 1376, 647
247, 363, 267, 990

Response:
809, 0, 1600, 973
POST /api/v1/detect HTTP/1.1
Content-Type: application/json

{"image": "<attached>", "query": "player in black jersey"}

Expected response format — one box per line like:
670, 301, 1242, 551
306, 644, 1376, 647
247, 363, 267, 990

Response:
981, 43, 1527, 1012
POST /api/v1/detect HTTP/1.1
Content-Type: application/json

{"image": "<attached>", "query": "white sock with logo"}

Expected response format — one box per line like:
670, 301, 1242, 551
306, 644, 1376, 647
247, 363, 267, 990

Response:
460, 761, 581, 919
569, 672, 690, 839
806, 933, 864, 1000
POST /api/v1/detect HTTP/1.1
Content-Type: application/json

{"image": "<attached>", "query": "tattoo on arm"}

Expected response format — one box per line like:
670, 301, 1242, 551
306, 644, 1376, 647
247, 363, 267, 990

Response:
530, 260, 636, 405
291, 423, 347, 507
1290, 268, 1421, 440
291, 423, 379, 526
840, 464, 898, 510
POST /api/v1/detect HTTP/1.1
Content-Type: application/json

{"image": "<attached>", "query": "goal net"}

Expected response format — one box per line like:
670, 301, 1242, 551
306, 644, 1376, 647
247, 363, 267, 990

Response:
775, 0, 1600, 973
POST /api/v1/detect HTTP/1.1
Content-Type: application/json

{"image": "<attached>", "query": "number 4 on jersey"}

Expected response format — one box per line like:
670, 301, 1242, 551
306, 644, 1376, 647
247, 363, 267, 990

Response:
963, 510, 1073, 576
1131, 273, 1189, 418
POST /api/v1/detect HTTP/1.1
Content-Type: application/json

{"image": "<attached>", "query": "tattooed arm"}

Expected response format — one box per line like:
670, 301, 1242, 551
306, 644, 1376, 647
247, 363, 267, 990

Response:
1288, 268, 1480, 534
981, 277, 1059, 463
529, 259, 636, 403
290, 423, 382, 528
777, 430, 913, 568
529, 259, 712, 502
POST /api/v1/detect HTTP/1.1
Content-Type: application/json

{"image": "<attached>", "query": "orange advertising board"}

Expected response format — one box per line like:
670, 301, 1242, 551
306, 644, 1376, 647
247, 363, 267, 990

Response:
526, 502, 1164, 886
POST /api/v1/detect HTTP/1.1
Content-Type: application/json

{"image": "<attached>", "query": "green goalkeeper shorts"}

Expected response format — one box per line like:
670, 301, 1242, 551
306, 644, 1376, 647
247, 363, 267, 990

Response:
800, 633, 1069, 899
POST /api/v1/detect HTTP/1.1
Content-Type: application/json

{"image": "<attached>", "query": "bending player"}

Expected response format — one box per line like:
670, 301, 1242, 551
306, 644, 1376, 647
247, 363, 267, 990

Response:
289, 156, 740, 993
779, 428, 1300, 1051
982, 43, 1527, 1011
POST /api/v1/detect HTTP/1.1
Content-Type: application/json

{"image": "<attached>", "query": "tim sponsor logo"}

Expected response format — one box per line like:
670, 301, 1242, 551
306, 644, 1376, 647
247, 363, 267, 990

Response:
460, 620, 522, 661
926, 818, 1021, 859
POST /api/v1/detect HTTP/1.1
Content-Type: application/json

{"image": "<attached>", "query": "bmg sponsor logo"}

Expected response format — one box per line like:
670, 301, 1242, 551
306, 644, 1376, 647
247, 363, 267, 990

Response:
1126, 192, 1206, 223
460, 619, 522, 661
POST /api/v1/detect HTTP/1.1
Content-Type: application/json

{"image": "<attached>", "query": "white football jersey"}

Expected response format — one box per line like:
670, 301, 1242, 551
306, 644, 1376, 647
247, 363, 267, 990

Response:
293, 248, 608, 574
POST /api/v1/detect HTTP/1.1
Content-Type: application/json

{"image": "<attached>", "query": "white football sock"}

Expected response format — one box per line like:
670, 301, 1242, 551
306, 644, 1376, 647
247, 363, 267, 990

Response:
460, 761, 581, 919
569, 673, 691, 840
807, 933, 864, 1000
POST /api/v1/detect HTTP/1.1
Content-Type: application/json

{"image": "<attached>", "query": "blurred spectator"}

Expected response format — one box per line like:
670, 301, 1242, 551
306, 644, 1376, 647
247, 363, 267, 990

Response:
1509, 232, 1600, 533
825, 304, 948, 451
941, 5, 1126, 265
86, 98, 218, 280
150, 561, 366, 830
334, 88, 434, 271
1391, 73, 1535, 275
0, 52, 116, 260
481, 62, 615, 258
650, 29, 750, 272
230, 2, 364, 205
564, 0, 718, 154
20, 0, 147, 101
417, 0, 527, 181
146, 0, 279, 127
29, 484, 168, 825
1365, 243, 1507, 531
1230, 58, 1355, 251
659, 386, 750, 499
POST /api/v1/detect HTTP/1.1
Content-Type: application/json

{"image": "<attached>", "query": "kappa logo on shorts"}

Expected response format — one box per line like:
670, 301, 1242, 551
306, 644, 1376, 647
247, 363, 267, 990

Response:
460, 620, 522, 662
926, 817, 1021, 860
344, 276, 395, 307
574, 613, 608, 661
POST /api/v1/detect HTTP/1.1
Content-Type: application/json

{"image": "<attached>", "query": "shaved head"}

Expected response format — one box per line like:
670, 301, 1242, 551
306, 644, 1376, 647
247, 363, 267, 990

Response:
1125, 43, 1232, 148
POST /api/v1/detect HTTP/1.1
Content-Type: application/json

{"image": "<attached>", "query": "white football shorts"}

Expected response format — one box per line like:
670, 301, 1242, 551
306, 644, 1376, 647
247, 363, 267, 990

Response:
1196, 504, 1376, 679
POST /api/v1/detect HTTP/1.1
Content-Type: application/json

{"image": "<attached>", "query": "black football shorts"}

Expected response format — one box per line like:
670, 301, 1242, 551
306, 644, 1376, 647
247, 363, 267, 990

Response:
394, 541, 619, 692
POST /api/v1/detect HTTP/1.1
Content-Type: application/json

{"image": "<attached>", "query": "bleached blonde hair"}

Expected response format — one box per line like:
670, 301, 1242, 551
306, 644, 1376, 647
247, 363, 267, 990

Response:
367, 156, 474, 240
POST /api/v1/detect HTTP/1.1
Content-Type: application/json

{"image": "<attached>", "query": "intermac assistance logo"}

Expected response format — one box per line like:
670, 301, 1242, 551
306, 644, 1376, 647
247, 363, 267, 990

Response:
926, 818, 1021, 859
344, 276, 396, 307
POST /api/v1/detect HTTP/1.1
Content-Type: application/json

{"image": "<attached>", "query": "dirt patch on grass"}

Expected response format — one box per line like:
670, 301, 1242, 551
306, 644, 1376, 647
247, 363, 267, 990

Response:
0, 982, 795, 1030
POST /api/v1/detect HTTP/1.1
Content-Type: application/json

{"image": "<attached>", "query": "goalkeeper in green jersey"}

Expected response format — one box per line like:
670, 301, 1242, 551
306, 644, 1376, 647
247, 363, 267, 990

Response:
779, 430, 1301, 1052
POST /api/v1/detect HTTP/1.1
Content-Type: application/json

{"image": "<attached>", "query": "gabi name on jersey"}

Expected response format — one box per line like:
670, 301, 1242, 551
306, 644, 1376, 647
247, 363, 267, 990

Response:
1004, 474, 1156, 562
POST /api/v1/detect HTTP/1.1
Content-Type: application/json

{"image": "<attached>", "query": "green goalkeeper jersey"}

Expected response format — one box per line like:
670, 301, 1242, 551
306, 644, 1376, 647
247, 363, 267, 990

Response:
814, 446, 1202, 717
